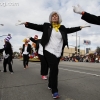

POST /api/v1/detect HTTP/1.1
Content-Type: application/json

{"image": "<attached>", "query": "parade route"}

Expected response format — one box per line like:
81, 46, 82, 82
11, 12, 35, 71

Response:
0, 59, 100, 100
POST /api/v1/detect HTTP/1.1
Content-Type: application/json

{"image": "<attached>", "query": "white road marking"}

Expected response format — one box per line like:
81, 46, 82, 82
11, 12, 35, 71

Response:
59, 68, 100, 77
32, 63, 100, 77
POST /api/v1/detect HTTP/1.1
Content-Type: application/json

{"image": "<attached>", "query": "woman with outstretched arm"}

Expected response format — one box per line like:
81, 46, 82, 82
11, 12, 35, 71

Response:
18, 11, 90, 99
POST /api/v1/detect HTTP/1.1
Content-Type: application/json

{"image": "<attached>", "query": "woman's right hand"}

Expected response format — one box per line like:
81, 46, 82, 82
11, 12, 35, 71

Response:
15, 20, 27, 26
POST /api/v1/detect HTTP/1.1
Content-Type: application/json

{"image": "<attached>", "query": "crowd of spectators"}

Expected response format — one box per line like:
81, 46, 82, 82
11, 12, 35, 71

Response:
62, 53, 100, 63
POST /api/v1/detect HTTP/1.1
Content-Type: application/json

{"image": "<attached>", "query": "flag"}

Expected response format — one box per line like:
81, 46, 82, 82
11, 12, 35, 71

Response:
83, 40, 91, 45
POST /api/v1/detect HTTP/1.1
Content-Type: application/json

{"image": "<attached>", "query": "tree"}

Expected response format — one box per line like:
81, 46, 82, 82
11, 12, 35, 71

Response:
95, 46, 100, 54
13, 52, 20, 58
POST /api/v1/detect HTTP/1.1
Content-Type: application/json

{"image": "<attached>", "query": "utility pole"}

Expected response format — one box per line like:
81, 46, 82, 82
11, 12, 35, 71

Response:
78, 36, 80, 55
76, 32, 77, 55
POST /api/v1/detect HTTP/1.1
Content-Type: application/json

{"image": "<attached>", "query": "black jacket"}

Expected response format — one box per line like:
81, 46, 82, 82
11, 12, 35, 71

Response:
0, 43, 13, 56
22, 44, 31, 54
25, 22, 81, 56
0, 43, 13, 61
81, 12, 100, 25
30, 37, 41, 52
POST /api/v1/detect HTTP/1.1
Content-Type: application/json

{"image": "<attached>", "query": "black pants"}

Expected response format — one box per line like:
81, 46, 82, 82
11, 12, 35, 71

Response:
3, 56, 13, 72
38, 54, 48, 75
23, 54, 29, 68
44, 50, 60, 94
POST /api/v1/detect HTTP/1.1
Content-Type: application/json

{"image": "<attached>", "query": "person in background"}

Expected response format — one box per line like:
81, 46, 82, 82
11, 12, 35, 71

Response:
29, 35, 48, 80
0, 34, 13, 74
21, 38, 31, 69
31, 35, 39, 58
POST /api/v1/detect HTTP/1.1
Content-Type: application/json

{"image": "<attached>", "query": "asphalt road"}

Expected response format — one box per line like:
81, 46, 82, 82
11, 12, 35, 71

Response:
0, 59, 100, 100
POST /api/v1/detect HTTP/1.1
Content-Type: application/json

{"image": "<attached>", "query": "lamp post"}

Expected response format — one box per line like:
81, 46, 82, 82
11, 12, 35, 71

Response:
0, 35, 8, 37
78, 36, 80, 55
0, 34, 11, 37
76, 32, 77, 54
72, 33, 80, 55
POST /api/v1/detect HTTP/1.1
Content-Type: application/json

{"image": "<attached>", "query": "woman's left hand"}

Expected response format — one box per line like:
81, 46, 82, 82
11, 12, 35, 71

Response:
80, 25, 91, 29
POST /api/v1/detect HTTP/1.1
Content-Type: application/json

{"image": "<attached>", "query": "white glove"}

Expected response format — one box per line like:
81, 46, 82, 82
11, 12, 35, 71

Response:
27, 36, 31, 39
15, 20, 26, 26
73, 5, 84, 14
29, 54, 31, 57
80, 25, 91, 29
4, 54, 9, 59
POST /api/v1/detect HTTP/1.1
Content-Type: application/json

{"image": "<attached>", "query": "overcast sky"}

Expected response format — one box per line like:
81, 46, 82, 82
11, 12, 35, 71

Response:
0, 0, 100, 52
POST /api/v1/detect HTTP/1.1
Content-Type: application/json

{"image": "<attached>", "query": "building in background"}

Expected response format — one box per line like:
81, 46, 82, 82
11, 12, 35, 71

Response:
63, 47, 94, 57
